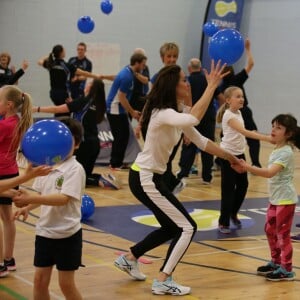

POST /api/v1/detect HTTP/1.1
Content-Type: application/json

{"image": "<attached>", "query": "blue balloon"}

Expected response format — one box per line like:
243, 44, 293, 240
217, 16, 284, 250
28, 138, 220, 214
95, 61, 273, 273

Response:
208, 29, 245, 65
77, 16, 95, 34
21, 119, 73, 166
81, 194, 95, 221
203, 22, 219, 37
100, 0, 113, 15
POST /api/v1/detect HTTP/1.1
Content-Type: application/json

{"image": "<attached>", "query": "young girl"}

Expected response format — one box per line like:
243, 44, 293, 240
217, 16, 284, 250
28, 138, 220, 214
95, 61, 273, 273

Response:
241, 114, 300, 281
0, 85, 33, 275
216, 86, 271, 233
34, 79, 120, 189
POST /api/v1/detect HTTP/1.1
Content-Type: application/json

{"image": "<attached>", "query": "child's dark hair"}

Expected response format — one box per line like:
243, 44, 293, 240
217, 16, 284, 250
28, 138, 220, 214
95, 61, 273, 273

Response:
60, 118, 83, 146
87, 79, 106, 124
272, 114, 300, 149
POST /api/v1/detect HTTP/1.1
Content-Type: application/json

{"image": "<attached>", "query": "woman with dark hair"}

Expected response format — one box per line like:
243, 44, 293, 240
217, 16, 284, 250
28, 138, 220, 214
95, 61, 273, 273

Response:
38, 44, 101, 118
114, 61, 243, 295
33, 79, 120, 189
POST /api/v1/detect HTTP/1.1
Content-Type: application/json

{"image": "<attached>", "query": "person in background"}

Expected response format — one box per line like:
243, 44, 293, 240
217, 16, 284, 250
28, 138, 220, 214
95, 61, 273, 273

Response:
130, 48, 150, 114
33, 79, 120, 190
0, 52, 28, 88
13, 118, 85, 300
68, 42, 93, 99
177, 58, 225, 184
106, 53, 146, 170
150, 42, 190, 195
0, 85, 33, 276
38, 44, 101, 118
240, 114, 300, 281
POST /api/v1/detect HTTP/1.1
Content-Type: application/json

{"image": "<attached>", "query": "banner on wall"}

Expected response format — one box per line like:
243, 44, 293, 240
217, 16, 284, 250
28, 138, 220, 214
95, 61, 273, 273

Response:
200, 0, 245, 70
96, 117, 141, 165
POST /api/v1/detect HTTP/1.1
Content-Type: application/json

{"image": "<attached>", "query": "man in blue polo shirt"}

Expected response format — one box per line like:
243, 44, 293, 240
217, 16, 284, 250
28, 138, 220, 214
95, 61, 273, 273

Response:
106, 53, 147, 169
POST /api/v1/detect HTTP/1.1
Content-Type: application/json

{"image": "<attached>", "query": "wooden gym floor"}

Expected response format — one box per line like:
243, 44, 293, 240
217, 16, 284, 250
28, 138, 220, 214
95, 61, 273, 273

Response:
1, 141, 300, 300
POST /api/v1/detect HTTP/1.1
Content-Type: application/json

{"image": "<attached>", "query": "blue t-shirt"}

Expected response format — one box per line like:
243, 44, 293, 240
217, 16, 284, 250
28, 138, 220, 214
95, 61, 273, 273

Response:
106, 66, 134, 115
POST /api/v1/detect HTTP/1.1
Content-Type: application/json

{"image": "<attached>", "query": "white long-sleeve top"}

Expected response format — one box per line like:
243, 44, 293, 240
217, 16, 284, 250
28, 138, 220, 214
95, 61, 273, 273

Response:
135, 108, 208, 174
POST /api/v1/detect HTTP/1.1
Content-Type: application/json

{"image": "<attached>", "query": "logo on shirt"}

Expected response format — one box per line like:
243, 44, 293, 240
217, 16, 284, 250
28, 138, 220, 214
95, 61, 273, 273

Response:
55, 175, 64, 190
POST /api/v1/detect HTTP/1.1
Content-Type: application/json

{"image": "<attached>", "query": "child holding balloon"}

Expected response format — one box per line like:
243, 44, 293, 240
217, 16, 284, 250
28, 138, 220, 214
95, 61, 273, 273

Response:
13, 118, 85, 300
0, 85, 33, 276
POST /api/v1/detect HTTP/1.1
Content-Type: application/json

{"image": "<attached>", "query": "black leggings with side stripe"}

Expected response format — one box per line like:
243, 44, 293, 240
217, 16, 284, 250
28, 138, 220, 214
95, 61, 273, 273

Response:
129, 168, 197, 275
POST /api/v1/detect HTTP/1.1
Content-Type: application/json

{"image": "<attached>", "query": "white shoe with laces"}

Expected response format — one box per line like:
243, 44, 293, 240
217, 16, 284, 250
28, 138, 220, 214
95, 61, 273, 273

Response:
114, 255, 146, 281
152, 276, 191, 295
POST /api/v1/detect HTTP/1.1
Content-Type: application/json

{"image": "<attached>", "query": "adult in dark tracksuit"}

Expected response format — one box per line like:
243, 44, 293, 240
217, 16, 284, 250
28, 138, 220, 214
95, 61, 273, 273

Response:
38, 44, 99, 118
114, 62, 242, 295
177, 58, 225, 184
33, 79, 120, 190
68, 42, 92, 99
220, 38, 261, 167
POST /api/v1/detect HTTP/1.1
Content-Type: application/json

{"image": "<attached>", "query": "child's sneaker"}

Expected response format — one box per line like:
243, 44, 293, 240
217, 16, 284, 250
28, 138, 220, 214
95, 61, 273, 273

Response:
266, 266, 295, 281
99, 174, 120, 190
4, 258, 16, 271
189, 165, 198, 175
218, 225, 231, 234
172, 180, 186, 196
152, 276, 191, 295
114, 255, 146, 281
291, 234, 300, 242
257, 261, 280, 276
0, 265, 8, 278
231, 215, 242, 228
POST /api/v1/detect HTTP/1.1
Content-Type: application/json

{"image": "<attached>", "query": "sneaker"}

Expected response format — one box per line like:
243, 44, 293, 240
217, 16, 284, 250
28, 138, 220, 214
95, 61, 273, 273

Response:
218, 225, 231, 234
266, 266, 295, 281
231, 215, 242, 228
4, 258, 16, 271
257, 261, 280, 276
291, 234, 300, 242
201, 179, 211, 185
212, 163, 220, 171
109, 164, 130, 171
172, 180, 186, 196
114, 255, 146, 281
0, 265, 8, 278
189, 165, 198, 175
152, 276, 191, 295
99, 174, 120, 190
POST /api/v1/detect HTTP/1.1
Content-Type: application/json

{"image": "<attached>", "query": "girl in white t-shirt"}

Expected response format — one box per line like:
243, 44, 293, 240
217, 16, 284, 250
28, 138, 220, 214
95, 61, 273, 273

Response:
216, 86, 271, 234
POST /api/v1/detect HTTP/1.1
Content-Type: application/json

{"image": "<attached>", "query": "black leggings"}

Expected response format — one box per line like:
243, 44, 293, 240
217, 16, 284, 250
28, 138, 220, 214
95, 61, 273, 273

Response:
129, 168, 196, 275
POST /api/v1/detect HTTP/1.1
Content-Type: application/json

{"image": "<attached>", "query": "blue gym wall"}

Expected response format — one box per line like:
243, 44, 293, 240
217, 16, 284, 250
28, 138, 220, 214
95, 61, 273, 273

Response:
0, 0, 300, 133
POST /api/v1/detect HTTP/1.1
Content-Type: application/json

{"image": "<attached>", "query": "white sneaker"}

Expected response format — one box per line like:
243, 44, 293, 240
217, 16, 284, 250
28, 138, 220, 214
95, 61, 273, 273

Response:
172, 180, 186, 196
114, 255, 146, 281
99, 173, 120, 190
152, 277, 191, 295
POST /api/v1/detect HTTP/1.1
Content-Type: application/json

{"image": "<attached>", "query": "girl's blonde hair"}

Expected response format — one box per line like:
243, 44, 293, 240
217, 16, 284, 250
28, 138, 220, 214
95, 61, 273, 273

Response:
216, 86, 241, 123
2, 85, 33, 150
